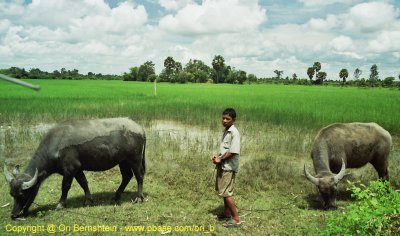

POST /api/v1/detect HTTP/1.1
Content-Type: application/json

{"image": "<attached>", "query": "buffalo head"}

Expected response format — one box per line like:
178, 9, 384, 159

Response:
4, 165, 38, 219
304, 159, 346, 209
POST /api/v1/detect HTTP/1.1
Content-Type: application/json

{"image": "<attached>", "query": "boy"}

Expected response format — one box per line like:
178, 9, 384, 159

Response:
211, 108, 241, 227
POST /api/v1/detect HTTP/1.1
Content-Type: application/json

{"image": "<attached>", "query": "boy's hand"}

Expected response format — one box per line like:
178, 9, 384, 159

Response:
211, 154, 222, 164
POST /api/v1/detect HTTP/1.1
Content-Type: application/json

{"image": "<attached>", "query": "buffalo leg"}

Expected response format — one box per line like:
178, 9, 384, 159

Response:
132, 164, 144, 203
57, 175, 74, 210
114, 162, 133, 203
371, 158, 389, 180
75, 171, 93, 206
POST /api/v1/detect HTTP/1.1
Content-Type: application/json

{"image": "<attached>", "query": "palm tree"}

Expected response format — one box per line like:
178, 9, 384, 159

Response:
339, 68, 349, 85
307, 67, 314, 81
212, 55, 225, 83
313, 62, 321, 74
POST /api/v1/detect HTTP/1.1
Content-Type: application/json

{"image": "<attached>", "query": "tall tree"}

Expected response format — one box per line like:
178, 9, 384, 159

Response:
184, 59, 211, 83
339, 68, 349, 85
354, 68, 362, 80
369, 64, 379, 87
307, 67, 314, 81
274, 70, 283, 80
138, 61, 155, 81
315, 71, 327, 84
313, 62, 321, 74
212, 55, 225, 83
123, 66, 139, 81
164, 56, 176, 82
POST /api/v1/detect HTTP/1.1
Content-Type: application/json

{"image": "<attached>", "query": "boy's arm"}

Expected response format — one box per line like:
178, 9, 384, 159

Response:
221, 152, 236, 161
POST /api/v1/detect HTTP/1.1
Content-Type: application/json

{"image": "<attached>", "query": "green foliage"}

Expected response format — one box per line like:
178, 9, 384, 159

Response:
383, 77, 395, 87
339, 68, 349, 84
162, 56, 182, 82
211, 55, 225, 83
323, 181, 400, 236
307, 67, 314, 80
369, 64, 379, 87
137, 61, 155, 81
313, 62, 321, 73
184, 59, 211, 82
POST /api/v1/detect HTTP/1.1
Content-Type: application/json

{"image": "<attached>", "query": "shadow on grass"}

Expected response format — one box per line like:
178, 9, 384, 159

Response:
208, 205, 225, 217
300, 189, 353, 210
29, 191, 147, 218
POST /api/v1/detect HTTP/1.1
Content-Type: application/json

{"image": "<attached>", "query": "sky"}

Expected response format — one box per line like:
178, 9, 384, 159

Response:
0, 0, 399, 80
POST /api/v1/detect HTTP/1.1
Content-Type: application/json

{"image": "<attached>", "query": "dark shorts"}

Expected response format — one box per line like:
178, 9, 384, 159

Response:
215, 168, 235, 197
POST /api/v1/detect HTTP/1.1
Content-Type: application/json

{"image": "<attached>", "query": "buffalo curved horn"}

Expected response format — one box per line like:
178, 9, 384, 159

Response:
333, 159, 346, 184
304, 164, 319, 185
3, 165, 14, 184
21, 169, 38, 190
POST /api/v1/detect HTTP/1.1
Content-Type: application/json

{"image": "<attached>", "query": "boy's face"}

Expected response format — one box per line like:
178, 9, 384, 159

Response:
222, 114, 235, 128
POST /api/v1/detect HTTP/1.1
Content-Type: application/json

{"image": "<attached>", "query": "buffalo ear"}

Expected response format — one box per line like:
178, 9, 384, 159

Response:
3, 165, 14, 184
12, 165, 20, 176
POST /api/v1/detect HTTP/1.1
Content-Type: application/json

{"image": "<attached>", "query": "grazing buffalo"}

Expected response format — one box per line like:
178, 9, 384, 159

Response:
4, 117, 146, 219
304, 122, 391, 209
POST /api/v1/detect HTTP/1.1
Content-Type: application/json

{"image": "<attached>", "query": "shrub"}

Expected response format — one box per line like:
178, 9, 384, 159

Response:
322, 181, 400, 235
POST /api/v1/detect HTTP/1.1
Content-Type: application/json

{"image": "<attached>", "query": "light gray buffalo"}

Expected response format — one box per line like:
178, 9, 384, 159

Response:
304, 122, 391, 209
3, 117, 146, 219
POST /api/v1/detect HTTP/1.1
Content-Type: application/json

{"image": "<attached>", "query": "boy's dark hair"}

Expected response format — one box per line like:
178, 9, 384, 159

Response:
222, 108, 237, 119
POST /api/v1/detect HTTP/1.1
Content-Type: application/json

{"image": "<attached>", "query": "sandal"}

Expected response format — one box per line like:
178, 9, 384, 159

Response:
223, 219, 241, 228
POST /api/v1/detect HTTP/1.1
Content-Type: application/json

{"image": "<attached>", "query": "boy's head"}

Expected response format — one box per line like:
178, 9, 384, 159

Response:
222, 108, 236, 128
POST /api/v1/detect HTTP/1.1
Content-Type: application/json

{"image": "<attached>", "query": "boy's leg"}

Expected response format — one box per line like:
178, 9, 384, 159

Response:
223, 198, 232, 217
225, 196, 240, 223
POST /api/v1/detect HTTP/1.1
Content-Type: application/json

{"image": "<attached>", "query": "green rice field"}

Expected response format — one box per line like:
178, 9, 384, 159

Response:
0, 79, 399, 235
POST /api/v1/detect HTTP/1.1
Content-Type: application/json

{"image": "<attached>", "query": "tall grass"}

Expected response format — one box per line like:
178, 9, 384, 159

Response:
1, 80, 399, 134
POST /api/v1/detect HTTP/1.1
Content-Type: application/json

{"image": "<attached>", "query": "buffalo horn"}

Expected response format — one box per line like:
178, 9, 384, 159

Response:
3, 165, 14, 184
334, 159, 346, 184
304, 165, 319, 185
21, 169, 38, 190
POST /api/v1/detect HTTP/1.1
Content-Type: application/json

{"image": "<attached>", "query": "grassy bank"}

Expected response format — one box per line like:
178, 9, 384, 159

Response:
0, 80, 399, 235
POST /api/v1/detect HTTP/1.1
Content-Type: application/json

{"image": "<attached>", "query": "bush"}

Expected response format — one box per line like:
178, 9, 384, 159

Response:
322, 181, 400, 236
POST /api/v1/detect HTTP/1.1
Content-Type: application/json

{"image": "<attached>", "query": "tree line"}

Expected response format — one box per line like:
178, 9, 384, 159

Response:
0, 67, 120, 80
1, 55, 399, 87
122, 55, 254, 84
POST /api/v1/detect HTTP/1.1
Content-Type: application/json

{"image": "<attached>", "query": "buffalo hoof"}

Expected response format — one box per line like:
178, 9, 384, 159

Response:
55, 203, 65, 211
323, 205, 337, 210
84, 198, 94, 206
133, 196, 144, 203
113, 195, 121, 205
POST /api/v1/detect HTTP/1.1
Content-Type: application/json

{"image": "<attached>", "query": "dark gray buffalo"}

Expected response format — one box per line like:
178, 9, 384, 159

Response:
304, 122, 391, 209
4, 117, 146, 219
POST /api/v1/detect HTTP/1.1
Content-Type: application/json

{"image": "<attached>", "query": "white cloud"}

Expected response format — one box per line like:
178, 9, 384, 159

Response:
69, 2, 148, 40
22, 0, 109, 28
0, 0, 399, 79
159, 0, 266, 35
305, 15, 338, 31
344, 1, 399, 33
298, 0, 356, 7
368, 30, 400, 53
329, 35, 354, 51
159, 0, 196, 11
